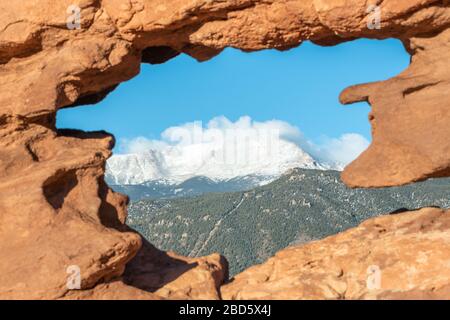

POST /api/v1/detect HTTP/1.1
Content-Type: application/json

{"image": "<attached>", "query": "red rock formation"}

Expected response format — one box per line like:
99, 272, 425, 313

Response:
123, 240, 228, 300
0, 0, 449, 299
63, 240, 227, 300
341, 29, 450, 187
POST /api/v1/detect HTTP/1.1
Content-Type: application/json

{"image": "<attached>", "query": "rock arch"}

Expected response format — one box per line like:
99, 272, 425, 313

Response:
0, 0, 449, 299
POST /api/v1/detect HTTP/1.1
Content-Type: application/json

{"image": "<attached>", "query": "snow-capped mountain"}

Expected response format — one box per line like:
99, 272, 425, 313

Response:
106, 150, 169, 185
105, 138, 335, 186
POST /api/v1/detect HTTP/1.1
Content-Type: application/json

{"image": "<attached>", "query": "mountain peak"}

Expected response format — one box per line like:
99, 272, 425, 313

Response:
106, 141, 334, 185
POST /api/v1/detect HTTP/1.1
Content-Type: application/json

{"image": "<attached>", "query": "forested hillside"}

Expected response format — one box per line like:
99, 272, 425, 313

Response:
128, 169, 450, 275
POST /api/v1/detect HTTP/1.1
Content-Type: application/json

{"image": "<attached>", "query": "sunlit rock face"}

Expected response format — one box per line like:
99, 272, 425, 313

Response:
0, 0, 449, 299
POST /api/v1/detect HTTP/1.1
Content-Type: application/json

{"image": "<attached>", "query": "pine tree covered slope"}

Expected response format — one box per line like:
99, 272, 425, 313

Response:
128, 169, 450, 276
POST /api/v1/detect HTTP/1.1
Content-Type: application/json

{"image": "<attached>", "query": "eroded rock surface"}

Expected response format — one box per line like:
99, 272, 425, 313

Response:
0, 0, 449, 299
341, 28, 450, 187
123, 240, 228, 300
222, 208, 450, 300
63, 241, 227, 300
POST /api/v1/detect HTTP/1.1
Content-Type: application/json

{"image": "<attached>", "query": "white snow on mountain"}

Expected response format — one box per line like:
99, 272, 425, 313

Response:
106, 116, 369, 185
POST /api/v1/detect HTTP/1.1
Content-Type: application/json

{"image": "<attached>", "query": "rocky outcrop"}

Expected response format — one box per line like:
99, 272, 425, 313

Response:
123, 240, 228, 300
341, 28, 450, 187
63, 240, 227, 300
222, 208, 450, 300
0, 1, 449, 299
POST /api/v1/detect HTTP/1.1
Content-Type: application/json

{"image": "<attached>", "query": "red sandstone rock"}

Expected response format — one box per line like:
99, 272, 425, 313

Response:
124, 240, 228, 300
0, 0, 449, 299
63, 241, 228, 300
341, 28, 450, 187
62, 281, 160, 300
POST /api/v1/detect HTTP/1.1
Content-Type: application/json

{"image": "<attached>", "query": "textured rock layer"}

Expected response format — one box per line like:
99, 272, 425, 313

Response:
0, 1, 450, 299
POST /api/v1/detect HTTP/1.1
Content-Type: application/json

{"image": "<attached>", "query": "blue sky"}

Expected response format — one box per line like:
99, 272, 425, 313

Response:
57, 39, 409, 153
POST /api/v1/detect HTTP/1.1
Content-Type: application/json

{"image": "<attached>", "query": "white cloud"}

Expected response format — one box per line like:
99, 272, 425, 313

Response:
120, 116, 305, 153
309, 133, 370, 167
113, 116, 369, 183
